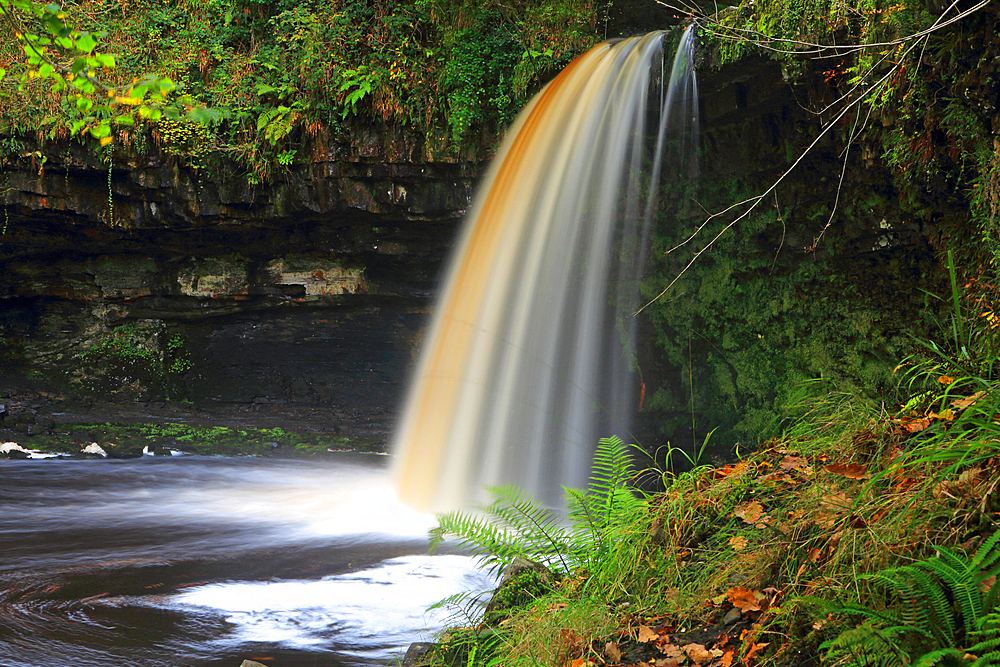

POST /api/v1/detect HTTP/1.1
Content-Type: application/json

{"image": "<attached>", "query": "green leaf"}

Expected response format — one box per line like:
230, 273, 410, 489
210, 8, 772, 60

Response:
186, 106, 219, 125
38, 63, 53, 78
71, 57, 86, 74
95, 53, 115, 68
74, 32, 97, 54
114, 114, 134, 125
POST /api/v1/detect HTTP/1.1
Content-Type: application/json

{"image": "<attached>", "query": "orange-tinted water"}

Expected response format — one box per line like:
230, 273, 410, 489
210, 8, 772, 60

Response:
393, 29, 699, 512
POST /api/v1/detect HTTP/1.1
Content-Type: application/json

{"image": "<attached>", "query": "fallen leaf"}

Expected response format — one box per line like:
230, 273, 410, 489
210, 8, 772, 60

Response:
958, 467, 983, 488
721, 650, 735, 667
779, 455, 809, 472
900, 417, 931, 432
824, 462, 868, 479
604, 641, 622, 663
745, 642, 770, 664
659, 643, 684, 660
682, 643, 713, 664
727, 585, 764, 612
729, 536, 748, 552
939, 375, 954, 385
637, 625, 659, 643
735, 501, 764, 524
952, 391, 986, 409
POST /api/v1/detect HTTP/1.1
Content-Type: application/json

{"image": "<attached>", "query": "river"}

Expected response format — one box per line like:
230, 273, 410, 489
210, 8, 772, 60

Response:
0, 453, 492, 667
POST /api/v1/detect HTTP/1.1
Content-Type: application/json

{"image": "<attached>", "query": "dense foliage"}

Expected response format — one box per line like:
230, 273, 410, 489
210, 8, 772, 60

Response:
0, 0, 605, 175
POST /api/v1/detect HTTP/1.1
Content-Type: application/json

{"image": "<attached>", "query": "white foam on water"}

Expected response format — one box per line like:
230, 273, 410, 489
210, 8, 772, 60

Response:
170, 554, 494, 660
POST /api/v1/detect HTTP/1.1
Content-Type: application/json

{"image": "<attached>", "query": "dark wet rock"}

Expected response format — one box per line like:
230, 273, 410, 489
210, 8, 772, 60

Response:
239, 661, 269, 667
402, 641, 438, 667
104, 442, 146, 459
1, 442, 31, 459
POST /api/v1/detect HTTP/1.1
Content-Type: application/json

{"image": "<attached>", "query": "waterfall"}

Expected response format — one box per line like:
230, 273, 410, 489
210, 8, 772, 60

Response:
392, 27, 700, 512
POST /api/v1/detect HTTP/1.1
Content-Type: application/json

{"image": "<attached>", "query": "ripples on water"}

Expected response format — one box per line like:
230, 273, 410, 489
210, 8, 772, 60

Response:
0, 454, 492, 667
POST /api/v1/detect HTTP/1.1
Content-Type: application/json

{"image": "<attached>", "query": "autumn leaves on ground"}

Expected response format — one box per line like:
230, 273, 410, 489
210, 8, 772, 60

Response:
427, 340, 1000, 666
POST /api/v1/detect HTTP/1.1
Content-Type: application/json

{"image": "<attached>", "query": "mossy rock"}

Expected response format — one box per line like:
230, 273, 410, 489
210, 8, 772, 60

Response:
483, 556, 556, 625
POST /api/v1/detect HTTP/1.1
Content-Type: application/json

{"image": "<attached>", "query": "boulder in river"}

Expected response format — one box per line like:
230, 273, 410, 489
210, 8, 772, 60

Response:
1, 442, 31, 459
80, 443, 108, 458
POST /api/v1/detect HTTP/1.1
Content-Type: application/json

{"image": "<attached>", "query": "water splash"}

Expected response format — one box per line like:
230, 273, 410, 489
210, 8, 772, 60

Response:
393, 28, 700, 512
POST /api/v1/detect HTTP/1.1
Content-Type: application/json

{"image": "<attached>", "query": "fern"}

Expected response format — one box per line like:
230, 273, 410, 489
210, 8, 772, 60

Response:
428, 436, 644, 578
819, 530, 1000, 666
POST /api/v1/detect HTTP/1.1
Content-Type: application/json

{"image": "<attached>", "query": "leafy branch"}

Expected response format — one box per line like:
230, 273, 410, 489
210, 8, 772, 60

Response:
0, 0, 210, 144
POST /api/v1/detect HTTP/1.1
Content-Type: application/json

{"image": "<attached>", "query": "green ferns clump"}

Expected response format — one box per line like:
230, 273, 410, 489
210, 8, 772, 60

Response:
430, 436, 646, 578
819, 530, 1000, 666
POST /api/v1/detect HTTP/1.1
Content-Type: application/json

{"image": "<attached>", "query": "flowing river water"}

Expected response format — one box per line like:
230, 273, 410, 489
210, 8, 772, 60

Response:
0, 453, 492, 667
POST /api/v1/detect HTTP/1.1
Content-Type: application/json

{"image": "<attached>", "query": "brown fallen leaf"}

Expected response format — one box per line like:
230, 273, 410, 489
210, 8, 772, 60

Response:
824, 462, 868, 479
735, 501, 764, 524
721, 650, 735, 667
952, 391, 986, 409
682, 643, 713, 664
779, 455, 809, 472
727, 585, 764, 612
604, 641, 622, 664
729, 535, 748, 552
659, 643, 684, 660
900, 417, 931, 432
637, 625, 659, 643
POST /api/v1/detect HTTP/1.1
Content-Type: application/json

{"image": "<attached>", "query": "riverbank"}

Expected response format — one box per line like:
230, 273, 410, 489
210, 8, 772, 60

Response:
0, 373, 382, 458
416, 369, 1000, 666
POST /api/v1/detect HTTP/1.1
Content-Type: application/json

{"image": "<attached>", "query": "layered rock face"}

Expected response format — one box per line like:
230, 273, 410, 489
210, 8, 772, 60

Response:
1, 128, 481, 443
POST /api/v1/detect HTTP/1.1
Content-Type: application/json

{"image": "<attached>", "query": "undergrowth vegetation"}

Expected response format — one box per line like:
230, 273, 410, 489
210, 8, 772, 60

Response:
424, 299, 1000, 666
0, 0, 605, 176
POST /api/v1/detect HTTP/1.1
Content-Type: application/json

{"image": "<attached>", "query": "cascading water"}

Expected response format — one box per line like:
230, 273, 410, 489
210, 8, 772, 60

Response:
393, 27, 700, 512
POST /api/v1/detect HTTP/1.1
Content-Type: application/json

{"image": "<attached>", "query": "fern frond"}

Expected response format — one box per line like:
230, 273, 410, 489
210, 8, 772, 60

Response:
867, 567, 954, 645
969, 612, 1000, 663
971, 530, 1000, 574
482, 485, 573, 571
820, 622, 912, 666
429, 589, 494, 626
823, 600, 911, 630
912, 647, 967, 667
587, 436, 635, 500
918, 553, 980, 634
431, 508, 529, 574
